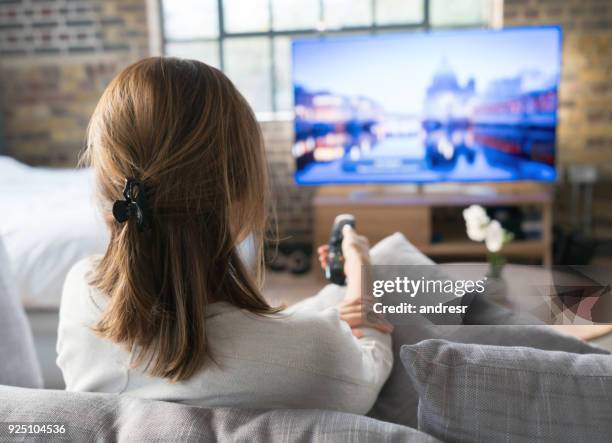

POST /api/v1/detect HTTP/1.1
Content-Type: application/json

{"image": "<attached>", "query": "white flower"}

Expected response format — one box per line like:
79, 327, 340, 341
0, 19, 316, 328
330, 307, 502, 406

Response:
485, 220, 504, 253
463, 205, 490, 227
466, 222, 487, 242
463, 205, 490, 242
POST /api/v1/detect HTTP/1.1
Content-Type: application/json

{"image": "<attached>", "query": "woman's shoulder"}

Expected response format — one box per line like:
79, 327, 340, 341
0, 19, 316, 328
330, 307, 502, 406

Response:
66, 254, 96, 277
61, 255, 107, 322
63, 255, 99, 298
239, 305, 353, 346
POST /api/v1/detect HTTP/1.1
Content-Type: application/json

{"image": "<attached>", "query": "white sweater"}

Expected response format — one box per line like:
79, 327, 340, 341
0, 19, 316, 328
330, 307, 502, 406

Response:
56, 257, 393, 415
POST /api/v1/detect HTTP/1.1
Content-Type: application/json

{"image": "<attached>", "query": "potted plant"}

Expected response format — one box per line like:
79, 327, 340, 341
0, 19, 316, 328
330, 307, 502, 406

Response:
463, 205, 514, 300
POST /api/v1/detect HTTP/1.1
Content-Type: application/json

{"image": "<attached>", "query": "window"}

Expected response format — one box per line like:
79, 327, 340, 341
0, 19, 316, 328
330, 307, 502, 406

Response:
161, 0, 495, 115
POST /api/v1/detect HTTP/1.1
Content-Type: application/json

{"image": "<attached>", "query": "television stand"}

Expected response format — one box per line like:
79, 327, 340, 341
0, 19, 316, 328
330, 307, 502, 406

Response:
313, 182, 553, 266
348, 183, 501, 200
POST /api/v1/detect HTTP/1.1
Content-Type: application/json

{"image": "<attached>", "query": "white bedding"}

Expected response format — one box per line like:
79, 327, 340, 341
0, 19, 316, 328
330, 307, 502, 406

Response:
0, 156, 108, 308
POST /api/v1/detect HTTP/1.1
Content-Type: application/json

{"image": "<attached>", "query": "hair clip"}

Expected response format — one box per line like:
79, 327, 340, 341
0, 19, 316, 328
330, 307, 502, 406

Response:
112, 178, 152, 233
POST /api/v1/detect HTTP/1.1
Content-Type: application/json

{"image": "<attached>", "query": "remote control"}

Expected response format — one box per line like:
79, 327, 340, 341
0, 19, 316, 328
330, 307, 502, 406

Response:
325, 214, 356, 285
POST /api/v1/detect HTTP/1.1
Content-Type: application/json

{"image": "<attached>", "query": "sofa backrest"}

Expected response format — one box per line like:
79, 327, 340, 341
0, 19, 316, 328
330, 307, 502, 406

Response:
0, 386, 438, 442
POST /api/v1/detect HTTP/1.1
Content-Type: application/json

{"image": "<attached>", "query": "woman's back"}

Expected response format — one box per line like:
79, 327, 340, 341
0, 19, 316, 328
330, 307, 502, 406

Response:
58, 257, 392, 414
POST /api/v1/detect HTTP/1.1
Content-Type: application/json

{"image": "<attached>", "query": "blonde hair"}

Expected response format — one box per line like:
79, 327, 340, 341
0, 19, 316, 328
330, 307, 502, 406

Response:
82, 57, 278, 382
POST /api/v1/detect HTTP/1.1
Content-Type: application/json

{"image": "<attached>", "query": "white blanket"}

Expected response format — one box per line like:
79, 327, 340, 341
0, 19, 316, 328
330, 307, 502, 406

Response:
0, 156, 108, 308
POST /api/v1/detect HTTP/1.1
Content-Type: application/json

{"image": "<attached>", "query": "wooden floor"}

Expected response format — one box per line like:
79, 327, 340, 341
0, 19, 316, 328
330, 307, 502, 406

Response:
262, 270, 325, 307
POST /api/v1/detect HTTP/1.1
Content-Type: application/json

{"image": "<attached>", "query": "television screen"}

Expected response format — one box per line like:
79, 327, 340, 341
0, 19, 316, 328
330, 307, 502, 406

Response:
292, 26, 561, 185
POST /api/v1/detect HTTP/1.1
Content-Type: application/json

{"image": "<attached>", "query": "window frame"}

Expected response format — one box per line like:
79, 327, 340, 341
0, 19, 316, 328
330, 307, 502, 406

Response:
158, 0, 496, 115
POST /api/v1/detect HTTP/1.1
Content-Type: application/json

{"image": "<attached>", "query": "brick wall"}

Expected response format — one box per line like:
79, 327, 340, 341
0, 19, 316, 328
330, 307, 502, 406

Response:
0, 0, 149, 165
504, 0, 612, 165
261, 120, 315, 244
0, 0, 315, 243
504, 0, 612, 240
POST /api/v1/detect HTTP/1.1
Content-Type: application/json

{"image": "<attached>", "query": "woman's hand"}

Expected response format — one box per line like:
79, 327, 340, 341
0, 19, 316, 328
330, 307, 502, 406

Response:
340, 225, 370, 286
318, 227, 391, 337
317, 244, 330, 269
338, 296, 394, 338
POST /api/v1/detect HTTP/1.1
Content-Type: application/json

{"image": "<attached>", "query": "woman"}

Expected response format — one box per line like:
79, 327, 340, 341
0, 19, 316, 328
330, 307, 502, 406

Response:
57, 57, 393, 415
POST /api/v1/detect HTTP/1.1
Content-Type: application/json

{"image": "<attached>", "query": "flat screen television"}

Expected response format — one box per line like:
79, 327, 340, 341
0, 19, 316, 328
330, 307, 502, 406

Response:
292, 26, 561, 185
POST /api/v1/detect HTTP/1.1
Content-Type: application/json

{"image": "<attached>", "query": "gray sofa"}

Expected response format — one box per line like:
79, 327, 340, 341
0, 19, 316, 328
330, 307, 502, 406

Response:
0, 386, 438, 442
2, 231, 611, 442
2, 306, 610, 442
2, 323, 610, 443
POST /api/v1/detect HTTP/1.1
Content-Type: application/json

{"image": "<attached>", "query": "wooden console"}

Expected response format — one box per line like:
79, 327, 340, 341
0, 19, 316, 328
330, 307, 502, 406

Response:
313, 183, 553, 266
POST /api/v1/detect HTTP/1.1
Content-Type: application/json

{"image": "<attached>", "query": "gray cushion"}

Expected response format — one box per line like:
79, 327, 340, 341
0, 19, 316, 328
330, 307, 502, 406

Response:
368, 319, 608, 428
401, 339, 612, 443
367, 233, 609, 429
0, 237, 42, 388
0, 386, 439, 442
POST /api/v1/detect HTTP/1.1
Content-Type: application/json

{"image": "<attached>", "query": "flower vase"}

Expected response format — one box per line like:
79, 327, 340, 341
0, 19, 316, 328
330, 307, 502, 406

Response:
485, 253, 507, 303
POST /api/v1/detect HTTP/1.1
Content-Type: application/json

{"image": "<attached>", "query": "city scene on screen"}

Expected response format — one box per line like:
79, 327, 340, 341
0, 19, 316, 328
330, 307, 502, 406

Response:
292, 27, 560, 185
